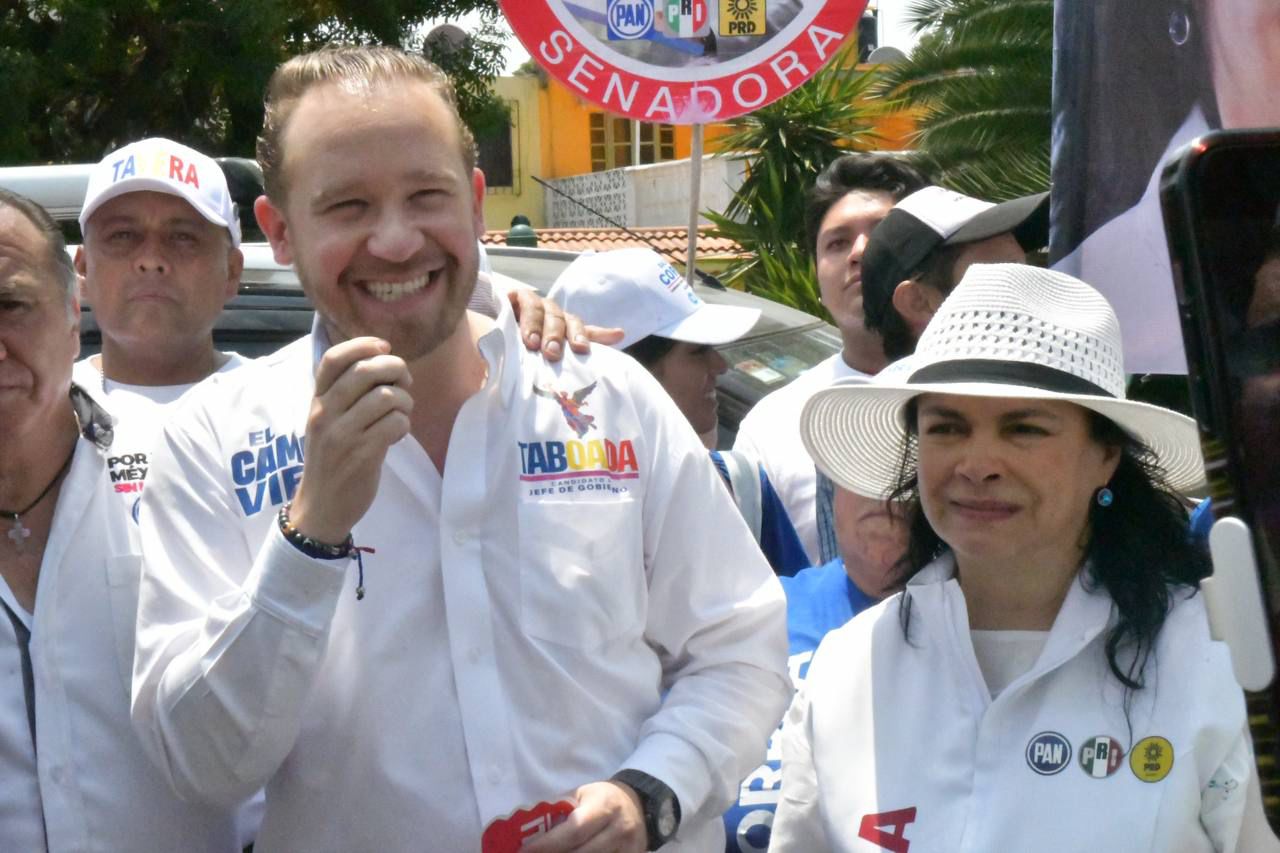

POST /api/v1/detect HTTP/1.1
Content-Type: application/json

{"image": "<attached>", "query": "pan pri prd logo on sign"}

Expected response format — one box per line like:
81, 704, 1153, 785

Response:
607, 0, 654, 40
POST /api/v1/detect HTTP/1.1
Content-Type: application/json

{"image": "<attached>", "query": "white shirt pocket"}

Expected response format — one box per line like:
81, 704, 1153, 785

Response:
517, 497, 645, 650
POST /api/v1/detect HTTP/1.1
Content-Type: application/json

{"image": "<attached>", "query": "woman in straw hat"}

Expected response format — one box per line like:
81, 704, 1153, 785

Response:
769, 264, 1270, 851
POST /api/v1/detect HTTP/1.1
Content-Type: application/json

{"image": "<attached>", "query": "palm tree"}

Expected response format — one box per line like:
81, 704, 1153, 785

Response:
873, 0, 1053, 201
705, 43, 879, 318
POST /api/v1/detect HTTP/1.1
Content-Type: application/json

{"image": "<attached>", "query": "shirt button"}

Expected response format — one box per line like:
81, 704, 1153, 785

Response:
50, 767, 65, 785
467, 647, 484, 664
488, 766, 503, 785
453, 530, 468, 545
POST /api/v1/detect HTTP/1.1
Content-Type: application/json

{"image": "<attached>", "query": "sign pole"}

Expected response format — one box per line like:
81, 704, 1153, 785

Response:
686, 123, 704, 284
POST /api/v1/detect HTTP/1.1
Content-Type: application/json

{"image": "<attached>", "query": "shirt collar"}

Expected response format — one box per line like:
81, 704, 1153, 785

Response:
70, 382, 115, 451
307, 300, 523, 405
908, 552, 1114, 666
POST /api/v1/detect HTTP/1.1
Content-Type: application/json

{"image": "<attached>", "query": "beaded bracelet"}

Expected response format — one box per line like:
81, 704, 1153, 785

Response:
277, 502, 353, 559
277, 503, 374, 600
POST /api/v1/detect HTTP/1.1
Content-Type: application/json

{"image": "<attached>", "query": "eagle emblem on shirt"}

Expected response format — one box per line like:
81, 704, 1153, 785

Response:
533, 381, 598, 438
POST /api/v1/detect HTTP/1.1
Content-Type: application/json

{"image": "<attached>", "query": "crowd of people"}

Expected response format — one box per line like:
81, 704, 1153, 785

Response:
0, 41, 1274, 853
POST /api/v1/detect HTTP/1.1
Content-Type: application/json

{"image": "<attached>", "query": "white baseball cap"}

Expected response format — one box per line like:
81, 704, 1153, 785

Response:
79, 137, 241, 246
548, 248, 759, 350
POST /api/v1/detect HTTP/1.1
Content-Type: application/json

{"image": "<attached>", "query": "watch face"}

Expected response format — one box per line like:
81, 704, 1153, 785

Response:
656, 799, 677, 838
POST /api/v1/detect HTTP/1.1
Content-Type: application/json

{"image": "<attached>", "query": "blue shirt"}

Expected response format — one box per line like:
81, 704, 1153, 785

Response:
722, 559, 879, 852
710, 452, 810, 577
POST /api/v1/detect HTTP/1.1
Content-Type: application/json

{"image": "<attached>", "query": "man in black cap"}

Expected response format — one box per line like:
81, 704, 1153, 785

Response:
861, 186, 1050, 361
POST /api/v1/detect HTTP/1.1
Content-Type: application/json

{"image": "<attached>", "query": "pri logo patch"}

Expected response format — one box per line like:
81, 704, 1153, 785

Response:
1129, 736, 1174, 783
534, 380, 598, 438
1078, 735, 1125, 778
660, 0, 710, 38
1025, 731, 1072, 776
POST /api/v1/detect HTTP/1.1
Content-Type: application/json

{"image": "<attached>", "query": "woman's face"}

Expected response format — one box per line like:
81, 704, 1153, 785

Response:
1203, 0, 1280, 127
650, 341, 729, 435
915, 394, 1120, 575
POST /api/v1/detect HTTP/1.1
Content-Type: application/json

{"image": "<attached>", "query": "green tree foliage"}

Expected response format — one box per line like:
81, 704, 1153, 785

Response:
705, 43, 877, 319
872, 0, 1052, 201
0, 0, 505, 164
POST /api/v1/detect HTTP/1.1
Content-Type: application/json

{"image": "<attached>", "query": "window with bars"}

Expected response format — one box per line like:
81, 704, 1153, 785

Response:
589, 114, 677, 171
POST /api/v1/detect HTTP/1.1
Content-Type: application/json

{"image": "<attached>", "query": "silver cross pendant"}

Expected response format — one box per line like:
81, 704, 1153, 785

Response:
6, 516, 30, 553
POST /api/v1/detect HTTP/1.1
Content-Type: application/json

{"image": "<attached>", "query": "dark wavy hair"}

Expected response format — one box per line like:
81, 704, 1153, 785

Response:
623, 334, 678, 370
804, 153, 930, 258
888, 399, 1208, 695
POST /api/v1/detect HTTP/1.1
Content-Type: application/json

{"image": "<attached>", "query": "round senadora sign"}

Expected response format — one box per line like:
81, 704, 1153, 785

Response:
500, 0, 865, 124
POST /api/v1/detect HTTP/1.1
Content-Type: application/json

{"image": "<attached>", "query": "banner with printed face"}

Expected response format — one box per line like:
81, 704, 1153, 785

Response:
1049, 0, 1280, 374
500, 0, 863, 124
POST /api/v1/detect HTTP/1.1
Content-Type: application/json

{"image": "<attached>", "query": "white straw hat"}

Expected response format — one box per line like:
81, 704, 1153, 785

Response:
79, 137, 241, 246
801, 263, 1206, 497
547, 248, 759, 349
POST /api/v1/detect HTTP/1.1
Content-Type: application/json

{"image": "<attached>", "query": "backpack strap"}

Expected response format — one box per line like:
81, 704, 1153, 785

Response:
720, 449, 763, 545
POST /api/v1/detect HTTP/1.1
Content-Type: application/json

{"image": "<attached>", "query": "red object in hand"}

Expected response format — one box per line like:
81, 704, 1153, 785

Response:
481, 800, 576, 852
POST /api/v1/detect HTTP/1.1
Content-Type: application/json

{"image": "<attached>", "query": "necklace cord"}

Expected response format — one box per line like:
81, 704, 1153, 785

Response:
1, 444, 77, 521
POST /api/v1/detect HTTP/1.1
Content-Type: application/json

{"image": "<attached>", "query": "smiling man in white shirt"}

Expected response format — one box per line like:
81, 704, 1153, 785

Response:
130, 45, 790, 853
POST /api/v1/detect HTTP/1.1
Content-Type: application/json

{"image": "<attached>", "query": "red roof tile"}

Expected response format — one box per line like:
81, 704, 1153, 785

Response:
482, 225, 743, 264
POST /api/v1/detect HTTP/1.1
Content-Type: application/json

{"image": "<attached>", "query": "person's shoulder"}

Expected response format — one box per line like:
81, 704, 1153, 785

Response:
811, 588, 900, 650
738, 353, 848, 432
781, 559, 848, 598
173, 336, 313, 422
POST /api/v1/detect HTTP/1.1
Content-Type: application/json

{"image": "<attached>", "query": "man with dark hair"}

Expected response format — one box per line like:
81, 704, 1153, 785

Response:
734, 152, 928, 562
861, 186, 1050, 362
130, 45, 789, 852
0, 190, 244, 849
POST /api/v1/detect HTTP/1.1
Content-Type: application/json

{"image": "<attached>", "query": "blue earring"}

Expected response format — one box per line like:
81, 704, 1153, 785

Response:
1095, 487, 1114, 508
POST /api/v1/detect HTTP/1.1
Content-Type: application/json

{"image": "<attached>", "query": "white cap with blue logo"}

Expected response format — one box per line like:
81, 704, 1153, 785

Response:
79, 137, 241, 247
548, 247, 759, 350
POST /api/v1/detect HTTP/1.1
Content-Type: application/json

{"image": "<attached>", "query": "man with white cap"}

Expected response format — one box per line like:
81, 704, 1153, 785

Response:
72, 137, 603, 516
860, 185, 1050, 362
549, 247, 810, 575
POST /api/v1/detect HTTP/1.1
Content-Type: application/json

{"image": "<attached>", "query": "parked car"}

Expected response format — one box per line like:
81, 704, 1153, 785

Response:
1, 163, 842, 445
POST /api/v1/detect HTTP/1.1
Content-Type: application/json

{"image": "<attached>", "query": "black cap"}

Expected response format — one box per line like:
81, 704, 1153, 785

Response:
862, 188, 1050, 331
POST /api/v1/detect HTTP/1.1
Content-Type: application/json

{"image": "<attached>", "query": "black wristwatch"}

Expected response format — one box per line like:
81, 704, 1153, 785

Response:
611, 769, 681, 850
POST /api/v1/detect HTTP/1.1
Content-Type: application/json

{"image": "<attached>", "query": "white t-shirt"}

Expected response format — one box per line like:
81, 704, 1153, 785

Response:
733, 352, 869, 562
72, 354, 248, 516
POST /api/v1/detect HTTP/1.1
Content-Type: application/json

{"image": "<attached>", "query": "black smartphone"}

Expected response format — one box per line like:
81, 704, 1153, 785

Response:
1160, 128, 1280, 824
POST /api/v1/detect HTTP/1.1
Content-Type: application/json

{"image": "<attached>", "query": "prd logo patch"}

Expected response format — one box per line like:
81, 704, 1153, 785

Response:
1025, 731, 1072, 776
720, 0, 766, 36
607, 0, 654, 40
1078, 735, 1125, 778
1130, 736, 1175, 783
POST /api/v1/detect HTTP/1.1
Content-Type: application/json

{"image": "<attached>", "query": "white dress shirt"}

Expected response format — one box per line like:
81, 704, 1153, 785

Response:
131, 304, 791, 852
771, 556, 1255, 852
0, 388, 239, 853
733, 353, 868, 562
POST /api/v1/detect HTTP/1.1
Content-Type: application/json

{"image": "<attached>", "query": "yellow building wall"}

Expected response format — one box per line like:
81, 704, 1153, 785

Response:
483, 75, 548, 229
480, 62, 920, 227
